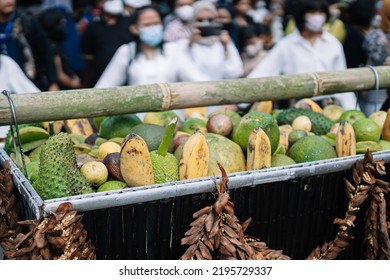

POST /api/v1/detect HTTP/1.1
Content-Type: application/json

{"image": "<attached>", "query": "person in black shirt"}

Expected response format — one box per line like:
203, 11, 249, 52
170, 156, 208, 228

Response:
39, 7, 82, 90
80, 0, 134, 88
0, 0, 59, 91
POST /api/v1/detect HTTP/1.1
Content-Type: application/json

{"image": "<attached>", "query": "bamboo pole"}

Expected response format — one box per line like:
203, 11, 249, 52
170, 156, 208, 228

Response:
1, 66, 390, 125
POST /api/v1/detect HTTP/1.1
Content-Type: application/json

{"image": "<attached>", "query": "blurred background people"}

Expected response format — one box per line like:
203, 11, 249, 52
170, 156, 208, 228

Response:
80, 0, 134, 87
0, 53, 40, 93
95, 6, 208, 119
344, 0, 388, 115
0, 0, 59, 91
285, 0, 347, 43
247, 0, 270, 24
240, 24, 269, 77
163, 0, 194, 42
0, 53, 41, 140
77, 0, 107, 34
123, 0, 152, 17
215, 1, 240, 52
95, 6, 207, 87
175, 0, 243, 81
39, 7, 82, 90
247, 0, 357, 110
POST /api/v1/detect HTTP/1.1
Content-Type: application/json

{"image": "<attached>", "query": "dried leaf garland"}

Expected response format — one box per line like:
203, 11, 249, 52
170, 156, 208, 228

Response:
0, 161, 21, 240
180, 163, 290, 260
307, 150, 390, 260
1, 202, 96, 260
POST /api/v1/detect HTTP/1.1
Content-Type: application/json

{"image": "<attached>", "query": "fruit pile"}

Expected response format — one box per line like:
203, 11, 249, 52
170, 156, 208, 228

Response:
4, 98, 390, 200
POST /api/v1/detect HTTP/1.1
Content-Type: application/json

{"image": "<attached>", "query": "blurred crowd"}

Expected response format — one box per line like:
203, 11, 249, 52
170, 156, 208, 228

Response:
1, 0, 390, 115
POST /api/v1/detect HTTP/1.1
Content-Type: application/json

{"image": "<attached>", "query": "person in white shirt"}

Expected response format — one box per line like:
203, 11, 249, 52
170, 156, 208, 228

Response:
248, 0, 358, 110
175, 0, 244, 81
0, 54, 40, 94
94, 6, 208, 119
0, 54, 40, 140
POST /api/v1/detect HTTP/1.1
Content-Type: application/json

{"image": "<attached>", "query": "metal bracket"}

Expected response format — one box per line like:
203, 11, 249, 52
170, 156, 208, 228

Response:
1, 90, 28, 177
366, 65, 380, 112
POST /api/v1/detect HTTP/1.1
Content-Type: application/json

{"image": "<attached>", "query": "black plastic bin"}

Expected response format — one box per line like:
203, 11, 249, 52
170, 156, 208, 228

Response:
1, 148, 390, 260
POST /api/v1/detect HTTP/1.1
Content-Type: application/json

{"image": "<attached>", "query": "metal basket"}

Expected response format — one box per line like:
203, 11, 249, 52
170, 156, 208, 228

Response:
2, 147, 390, 259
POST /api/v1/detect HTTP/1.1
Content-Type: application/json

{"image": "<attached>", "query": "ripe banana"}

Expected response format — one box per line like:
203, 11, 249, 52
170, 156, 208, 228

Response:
247, 128, 271, 170
120, 133, 154, 187
64, 119, 94, 138
294, 98, 323, 113
335, 121, 356, 157
179, 131, 209, 180
250, 101, 273, 114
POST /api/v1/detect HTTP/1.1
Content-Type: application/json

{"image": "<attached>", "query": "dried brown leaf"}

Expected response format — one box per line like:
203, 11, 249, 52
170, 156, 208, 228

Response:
202, 235, 214, 251
214, 193, 229, 214
181, 233, 201, 246
198, 241, 212, 260
205, 212, 214, 233
208, 220, 220, 238
222, 224, 239, 239
220, 236, 236, 255
185, 226, 202, 237
193, 206, 212, 219
189, 214, 207, 227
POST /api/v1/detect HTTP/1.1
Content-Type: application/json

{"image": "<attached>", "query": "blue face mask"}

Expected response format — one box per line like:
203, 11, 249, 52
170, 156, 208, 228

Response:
139, 25, 164, 47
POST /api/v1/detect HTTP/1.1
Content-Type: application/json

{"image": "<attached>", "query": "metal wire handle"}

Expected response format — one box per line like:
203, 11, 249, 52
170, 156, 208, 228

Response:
366, 65, 380, 112
1, 90, 28, 177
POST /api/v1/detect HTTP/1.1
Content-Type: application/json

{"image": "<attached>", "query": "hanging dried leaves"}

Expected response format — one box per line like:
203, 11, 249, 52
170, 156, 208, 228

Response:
307, 150, 390, 260
0, 161, 21, 240
180, 163, 290, 260
1, 202, 96, 260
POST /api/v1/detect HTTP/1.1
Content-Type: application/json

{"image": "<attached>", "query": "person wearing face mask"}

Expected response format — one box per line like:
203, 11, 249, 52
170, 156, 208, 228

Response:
284, 0, 346, 43
175, 0, 244, 81
80, 0, 134, 88
247, 0, 358, 110
163, 0, 194, 42
241, 24, 268, 77
94, 6, 207, 119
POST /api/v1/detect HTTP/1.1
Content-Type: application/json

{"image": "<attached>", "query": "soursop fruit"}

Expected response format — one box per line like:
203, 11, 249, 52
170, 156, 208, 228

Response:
276, 108, 334, 135
33, 132, 93, 200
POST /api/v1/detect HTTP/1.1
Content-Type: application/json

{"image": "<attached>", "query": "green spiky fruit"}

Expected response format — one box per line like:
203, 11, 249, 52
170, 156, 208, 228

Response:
33, 132, 94, 200
276, 108, 334, 135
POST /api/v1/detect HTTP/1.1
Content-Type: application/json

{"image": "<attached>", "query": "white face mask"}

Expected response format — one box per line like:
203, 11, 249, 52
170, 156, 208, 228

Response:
245, 41, 263, 57
175, 5, 194, 22
256, 1, 266, 10
304, 14, 326, 32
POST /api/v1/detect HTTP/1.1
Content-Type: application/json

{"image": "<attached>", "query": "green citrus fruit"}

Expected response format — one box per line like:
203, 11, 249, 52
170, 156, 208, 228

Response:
352, 118, 381, 142
339, 109, 366, 125
97, 180, 127, 192
271, 154, 296, 167
232, 111, 280, 154
99, 114, 141, 139
288, 135, 337, 163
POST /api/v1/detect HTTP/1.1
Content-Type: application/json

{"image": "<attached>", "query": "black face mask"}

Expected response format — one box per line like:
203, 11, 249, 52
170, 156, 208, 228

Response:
222, 23, 233, 32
